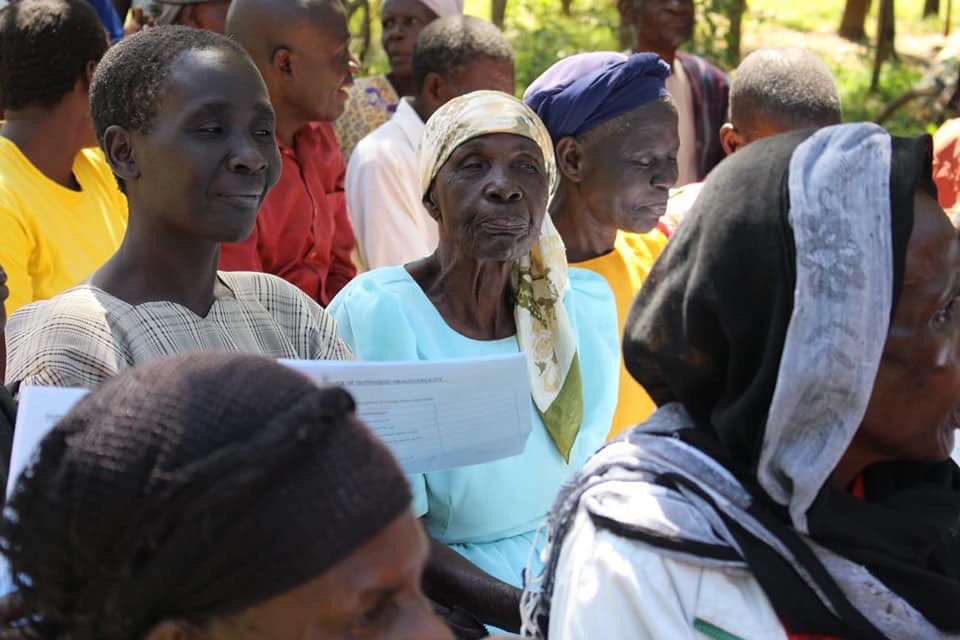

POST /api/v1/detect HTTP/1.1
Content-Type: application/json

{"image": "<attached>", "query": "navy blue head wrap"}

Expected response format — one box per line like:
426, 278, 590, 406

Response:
523, 52, 672, 143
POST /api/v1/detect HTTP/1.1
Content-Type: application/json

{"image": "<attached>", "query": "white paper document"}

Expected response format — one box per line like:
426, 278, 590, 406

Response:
7, 354, 532, 496
282, 353, 533, 474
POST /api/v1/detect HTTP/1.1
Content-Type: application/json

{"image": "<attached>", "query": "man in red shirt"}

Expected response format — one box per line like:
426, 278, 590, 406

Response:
224, 0, 358, 305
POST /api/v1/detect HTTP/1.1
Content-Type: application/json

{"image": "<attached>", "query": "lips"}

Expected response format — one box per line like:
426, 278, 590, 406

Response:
476, 216, 529, 235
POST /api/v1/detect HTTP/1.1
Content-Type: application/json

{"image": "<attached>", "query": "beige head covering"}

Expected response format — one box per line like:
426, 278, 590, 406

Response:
418, 0, 464, 16
417, 90, 583, 461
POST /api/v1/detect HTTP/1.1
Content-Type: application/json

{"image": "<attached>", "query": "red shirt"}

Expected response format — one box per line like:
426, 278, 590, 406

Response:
219, 122, 357, 306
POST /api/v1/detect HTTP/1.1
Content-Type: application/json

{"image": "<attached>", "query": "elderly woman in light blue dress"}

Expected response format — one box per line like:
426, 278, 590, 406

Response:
328, 90, 618, 634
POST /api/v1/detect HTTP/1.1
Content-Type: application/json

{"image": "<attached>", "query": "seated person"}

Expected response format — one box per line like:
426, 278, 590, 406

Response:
525, 52, 677, 439
0, 0, 127, 316
220, 0, 359, 305
347, 15, 514, 269
662, 47, 843, 233
524, 125, 960, 639
147, 0, 229, 33
617, 0, 727, 185
0, 352, 452, 640
5, 26, 351, 388
336, 0, 463, 162
329, 90, 619, 633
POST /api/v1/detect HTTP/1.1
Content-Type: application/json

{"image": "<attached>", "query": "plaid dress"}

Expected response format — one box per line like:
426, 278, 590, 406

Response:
5, 271, 353, 388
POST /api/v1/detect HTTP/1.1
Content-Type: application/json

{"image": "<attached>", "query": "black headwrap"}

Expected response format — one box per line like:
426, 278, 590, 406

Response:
0, 352, 412, 639
620, 127, 960, 636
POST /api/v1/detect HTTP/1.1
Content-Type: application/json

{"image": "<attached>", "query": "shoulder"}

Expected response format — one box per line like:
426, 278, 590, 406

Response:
5, 287, 125, 387
350, 119, 407, 164
677, 52, 730, 85
617, 230, 668, 262
221, 271, 320, 314
328, 267, 419, 316
549, 500, 786, 640
219, 271, 352, 360
568, 267, 617, 308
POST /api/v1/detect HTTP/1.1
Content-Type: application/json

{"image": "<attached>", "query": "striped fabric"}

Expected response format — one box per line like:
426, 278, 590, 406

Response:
677, 52, 730, 181
5, 271, 353, 388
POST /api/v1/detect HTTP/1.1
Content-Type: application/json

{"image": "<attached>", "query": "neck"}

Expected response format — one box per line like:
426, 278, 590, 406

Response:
412, 243, 517, 340
411, 96, 432, 124
550, 182, 618, 263
272, 102, 307, 149
1, 107, 87, 189
91, 215, 221, 316
635, 40, 677, 67
830, 443, 882, 492
387, 72, 415, 99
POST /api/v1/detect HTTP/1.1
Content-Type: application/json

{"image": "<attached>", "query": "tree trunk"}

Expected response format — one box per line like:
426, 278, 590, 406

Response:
491, 0, 508, 27
561, 0, 572, 15
839, 0, 872, 39
871, 0, 896, 91
726, 0, 747, 66
924, 0, 939, 17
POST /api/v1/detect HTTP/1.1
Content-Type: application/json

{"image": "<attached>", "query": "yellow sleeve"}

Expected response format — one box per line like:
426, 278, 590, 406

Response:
0, 203, 36, 315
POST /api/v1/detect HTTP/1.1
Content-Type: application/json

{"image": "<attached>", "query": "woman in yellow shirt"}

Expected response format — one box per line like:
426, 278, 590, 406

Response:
524, 52, 678, 438
0, 0, 127, 315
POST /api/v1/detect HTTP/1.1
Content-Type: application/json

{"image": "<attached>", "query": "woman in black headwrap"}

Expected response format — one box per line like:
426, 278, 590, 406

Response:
522, 123, 960, 640
0, 352, 453, 640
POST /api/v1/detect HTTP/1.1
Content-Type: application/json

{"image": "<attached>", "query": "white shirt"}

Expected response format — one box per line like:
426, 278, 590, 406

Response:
345, 98, 439, 270
666, 59, 699, 187
546, 501, 788, 640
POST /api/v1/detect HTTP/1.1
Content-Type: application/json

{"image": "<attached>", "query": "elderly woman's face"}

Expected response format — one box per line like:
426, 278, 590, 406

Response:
427, 133, 549, 261
858, 191, 960, 463
190, 512, 451, 640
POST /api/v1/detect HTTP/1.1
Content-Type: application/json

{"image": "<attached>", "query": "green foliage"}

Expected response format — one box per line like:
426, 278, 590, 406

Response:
350, 0, 944, 135
500, 0, 620, 91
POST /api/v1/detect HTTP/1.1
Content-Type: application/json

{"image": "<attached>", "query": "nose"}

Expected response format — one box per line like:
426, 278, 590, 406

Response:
484, 167, 523, 203
348, 52, 360, 77
652, 157, 679, 190
227, 136, 268, 175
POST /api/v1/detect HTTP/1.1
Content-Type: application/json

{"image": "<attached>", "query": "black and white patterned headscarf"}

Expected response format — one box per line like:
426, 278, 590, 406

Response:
523, 124, 960, 640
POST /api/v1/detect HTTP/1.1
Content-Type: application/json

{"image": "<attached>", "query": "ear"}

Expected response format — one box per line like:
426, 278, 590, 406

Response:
83, 60, 98, 89
271, 47, 294, 79
422, 188, 441, 221
554, 136, 585, 183
103, 124, 140, 184
719, 123, 744, 156
144, 620, 206, 640
421, 72, 447, 108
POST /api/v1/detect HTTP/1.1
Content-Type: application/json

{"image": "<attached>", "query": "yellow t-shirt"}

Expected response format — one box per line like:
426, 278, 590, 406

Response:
0, 138, 128, 314
573, 229, 668, 439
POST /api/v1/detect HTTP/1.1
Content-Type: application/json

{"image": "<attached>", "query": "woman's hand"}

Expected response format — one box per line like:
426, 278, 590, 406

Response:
423, 537, 523, 634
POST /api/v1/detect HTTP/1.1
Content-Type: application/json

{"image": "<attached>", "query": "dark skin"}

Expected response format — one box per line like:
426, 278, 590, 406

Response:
550, 100, 679, 263
95, 47, 281, 317
719, 117, 787, 156
405, 133, 549, 631
145, 511, 453, 640
833, 192, 960, 489
412, 58, 515, 124
0, 60, 100, 190
178, 0, 232, 34
227, 0, 360, 147
382, 0, 438, 98
617, 0, 694, 66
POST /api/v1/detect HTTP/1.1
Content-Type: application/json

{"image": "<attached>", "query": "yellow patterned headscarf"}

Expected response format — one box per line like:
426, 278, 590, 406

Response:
417, 90, 583, 461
